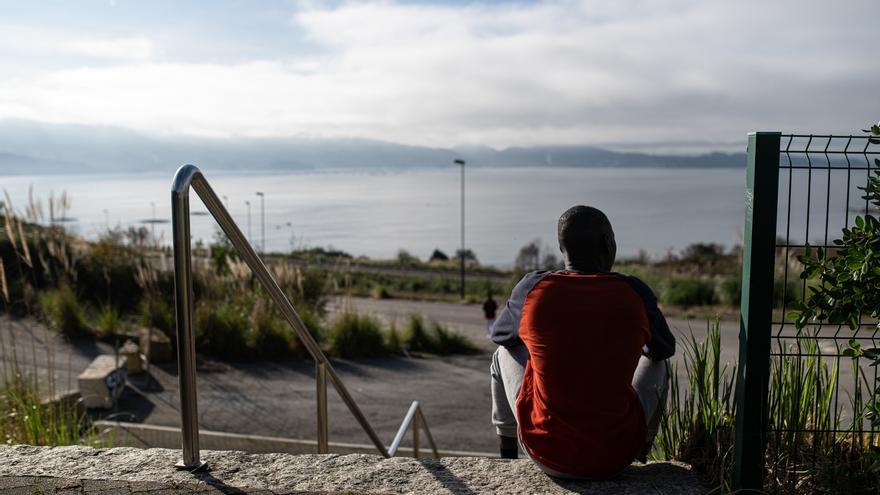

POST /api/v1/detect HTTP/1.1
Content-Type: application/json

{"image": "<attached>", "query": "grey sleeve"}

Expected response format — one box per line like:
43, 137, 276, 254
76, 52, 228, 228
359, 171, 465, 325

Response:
490, 271, 549, 348
623, 275, 676, 361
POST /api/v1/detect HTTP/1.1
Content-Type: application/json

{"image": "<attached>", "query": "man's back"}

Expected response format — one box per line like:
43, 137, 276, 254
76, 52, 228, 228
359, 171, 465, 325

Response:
488, 205, 675, 479
517, 272, 651, 477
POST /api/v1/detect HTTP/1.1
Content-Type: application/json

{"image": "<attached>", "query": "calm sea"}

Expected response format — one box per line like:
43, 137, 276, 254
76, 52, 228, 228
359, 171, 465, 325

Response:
0, 166, 813, 266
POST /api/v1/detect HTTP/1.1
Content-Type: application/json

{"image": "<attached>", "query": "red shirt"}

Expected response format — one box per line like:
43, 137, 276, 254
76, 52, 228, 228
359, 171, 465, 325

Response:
516, 272, 651, 477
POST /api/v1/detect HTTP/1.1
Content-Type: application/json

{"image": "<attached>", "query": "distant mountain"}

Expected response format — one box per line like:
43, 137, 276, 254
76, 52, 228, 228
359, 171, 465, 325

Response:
0, 119, 745, 175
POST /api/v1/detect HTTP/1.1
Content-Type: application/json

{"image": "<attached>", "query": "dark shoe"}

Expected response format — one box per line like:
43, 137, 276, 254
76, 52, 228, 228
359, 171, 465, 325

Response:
500, 447, 519, 459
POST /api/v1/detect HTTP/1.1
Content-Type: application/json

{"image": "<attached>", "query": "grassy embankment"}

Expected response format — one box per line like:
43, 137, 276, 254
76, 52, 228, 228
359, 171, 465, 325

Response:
0, 198, 479, 362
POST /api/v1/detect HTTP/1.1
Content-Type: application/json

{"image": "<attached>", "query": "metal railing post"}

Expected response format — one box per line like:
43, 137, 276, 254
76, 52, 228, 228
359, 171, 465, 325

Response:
171, 165, 444, 464
316, 361, 329, 454
418, 408, 440, 459
171, 164, 393, 462
732, 132, 780, 491
388, 401, 419, 457
387, 401, 439, 459
412, 408, 420, 458
171, 165, 206, 471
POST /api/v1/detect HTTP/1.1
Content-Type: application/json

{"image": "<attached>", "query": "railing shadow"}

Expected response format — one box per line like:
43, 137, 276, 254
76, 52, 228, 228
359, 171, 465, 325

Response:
416, 457, 478, 495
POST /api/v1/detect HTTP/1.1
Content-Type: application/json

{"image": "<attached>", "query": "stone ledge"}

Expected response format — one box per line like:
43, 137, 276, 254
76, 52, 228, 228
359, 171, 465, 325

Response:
0, 445, 707, 494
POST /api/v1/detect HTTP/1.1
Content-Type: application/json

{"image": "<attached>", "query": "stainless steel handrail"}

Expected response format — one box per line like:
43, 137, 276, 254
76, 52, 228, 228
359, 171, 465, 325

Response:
388, 400, 440, 459
171, 164, 438, 469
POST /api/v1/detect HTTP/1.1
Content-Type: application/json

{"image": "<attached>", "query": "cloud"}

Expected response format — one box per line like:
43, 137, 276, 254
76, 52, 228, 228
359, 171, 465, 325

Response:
64, 36, 156, 61
0, 0, 875, 151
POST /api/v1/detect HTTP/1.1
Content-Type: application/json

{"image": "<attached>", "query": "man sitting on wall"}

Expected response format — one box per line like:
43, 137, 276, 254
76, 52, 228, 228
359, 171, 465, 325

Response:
490, 205, 676, 478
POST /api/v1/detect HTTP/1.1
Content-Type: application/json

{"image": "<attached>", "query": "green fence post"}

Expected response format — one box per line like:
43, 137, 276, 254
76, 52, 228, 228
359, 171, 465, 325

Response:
733, 132, 780, 491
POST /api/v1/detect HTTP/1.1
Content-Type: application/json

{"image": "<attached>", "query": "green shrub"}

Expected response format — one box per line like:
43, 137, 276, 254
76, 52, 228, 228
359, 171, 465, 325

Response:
39, 286, 91, 338
327, 313, 388, 358
139, 296, 174, 334
386, 323, 404, 355
772, 276, 803, 309
249, 299, 292, 360
403, 314, 478, 355
679, 242, 727, 266
77, 245, 143, 312
95, 304, 122, 336
371, 284, 392, 299
431, 320, 480, 355
716, 277, 741, 306
293, 306, 325, 354
404, 314, 434, 353
662, 279, 718, 307
296, 268, 330, 315
194, 301, 250, 359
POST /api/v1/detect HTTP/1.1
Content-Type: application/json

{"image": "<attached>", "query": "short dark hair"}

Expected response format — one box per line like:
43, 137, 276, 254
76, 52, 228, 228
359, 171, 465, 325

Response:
557, 205, 613, 260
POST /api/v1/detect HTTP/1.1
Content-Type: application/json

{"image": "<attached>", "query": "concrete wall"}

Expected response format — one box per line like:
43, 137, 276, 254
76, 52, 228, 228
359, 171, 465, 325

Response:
0, 444, 707, 494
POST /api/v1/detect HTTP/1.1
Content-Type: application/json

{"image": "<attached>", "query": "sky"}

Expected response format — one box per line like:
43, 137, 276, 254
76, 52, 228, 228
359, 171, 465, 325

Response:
0, 0, 876, 153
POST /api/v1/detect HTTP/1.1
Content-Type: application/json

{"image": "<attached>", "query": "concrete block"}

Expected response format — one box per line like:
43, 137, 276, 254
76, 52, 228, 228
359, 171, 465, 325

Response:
120, 340, 143, 375
0, 445, 708, 494
138, 327, 173, 363
77, 355, 126, 409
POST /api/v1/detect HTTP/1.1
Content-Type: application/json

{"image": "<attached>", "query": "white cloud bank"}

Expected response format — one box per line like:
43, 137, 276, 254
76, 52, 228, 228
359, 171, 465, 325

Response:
0, 0, 876, 151
64, 36, 157, 61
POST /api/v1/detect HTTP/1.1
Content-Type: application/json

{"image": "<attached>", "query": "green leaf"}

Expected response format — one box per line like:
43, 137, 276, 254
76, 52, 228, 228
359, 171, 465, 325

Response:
849, 314, 860, 330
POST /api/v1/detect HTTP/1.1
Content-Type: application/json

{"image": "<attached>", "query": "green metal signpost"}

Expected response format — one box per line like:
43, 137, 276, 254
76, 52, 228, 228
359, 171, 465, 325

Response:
732, 132, 780, 491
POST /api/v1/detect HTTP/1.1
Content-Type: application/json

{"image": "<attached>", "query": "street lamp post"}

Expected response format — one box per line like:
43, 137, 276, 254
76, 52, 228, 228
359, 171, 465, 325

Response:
244, 201, 252, 242
454, 159, 466, 299
255, 192, 265, 253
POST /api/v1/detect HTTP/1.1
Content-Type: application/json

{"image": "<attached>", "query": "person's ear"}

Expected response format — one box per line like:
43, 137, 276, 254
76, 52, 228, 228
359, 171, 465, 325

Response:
603, 232, 617, 266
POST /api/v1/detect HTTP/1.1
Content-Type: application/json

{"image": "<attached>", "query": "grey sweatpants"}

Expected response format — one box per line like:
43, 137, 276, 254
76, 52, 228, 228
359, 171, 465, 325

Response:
490, 345, 669, 476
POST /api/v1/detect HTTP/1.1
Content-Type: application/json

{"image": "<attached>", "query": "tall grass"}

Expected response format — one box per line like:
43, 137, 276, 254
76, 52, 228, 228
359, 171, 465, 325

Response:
766, 339, 878, 493
404, 314, 480, 355
38, 286, 91, 338
0, 376, 101, 447
324, 312, 479, 359
327, 312, 388, 358
194, 300, 250, 359
2, 198, 481, 360
656, 322, 880, 493
653, 321, 736, 491
95, 304, 122, 336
